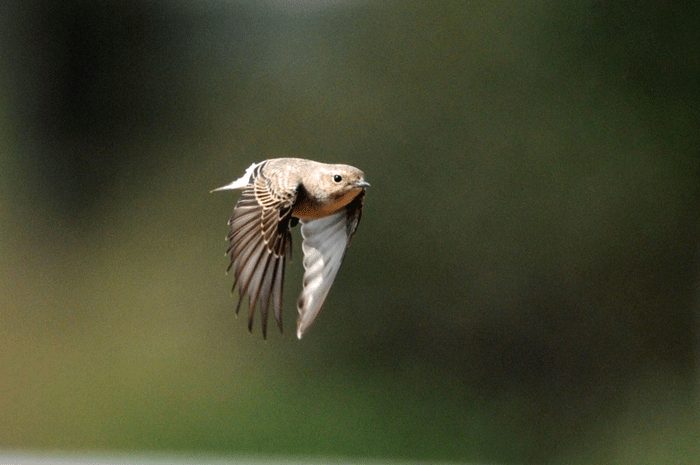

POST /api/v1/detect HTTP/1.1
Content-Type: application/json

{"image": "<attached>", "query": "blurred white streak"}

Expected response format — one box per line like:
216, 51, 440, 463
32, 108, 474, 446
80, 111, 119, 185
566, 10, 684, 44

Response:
0, 452, 474, 465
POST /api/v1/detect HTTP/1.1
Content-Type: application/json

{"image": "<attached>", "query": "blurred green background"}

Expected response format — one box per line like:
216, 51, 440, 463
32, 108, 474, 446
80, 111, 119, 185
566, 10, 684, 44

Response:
1, 1, 699, 463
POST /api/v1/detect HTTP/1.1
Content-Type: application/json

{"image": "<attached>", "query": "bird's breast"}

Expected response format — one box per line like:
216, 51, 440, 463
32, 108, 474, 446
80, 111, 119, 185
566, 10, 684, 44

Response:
292, 187, 363, 220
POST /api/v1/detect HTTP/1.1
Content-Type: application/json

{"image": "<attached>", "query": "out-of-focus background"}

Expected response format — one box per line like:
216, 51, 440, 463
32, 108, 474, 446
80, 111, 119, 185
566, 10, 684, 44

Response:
1, 1, 699, 463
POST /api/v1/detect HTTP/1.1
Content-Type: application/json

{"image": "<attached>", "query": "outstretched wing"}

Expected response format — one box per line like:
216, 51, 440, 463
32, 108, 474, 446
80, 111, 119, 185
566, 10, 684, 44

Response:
296, 191, 364, 338
226, 165, 295, 338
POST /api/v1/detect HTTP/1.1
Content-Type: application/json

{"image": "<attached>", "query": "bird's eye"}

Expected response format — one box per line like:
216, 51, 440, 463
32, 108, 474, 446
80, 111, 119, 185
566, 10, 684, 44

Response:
333, 174, 342, 183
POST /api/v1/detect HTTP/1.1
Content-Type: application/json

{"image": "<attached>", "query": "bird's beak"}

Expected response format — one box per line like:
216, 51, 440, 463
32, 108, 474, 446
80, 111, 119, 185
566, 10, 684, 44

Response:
356, 180, 371, 189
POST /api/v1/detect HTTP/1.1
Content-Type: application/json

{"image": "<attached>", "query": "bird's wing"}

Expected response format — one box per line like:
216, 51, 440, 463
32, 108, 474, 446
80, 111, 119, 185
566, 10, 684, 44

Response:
297, 191, 365, 338
226, 163, 296, 338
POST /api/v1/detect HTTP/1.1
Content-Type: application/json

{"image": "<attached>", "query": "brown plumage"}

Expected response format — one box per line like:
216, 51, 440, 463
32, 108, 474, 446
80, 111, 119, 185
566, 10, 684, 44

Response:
213, 158, 369, 339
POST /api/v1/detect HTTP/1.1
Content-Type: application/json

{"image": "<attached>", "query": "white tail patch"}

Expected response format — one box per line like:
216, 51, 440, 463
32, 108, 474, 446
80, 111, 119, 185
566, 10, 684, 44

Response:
211, 162, 260, 192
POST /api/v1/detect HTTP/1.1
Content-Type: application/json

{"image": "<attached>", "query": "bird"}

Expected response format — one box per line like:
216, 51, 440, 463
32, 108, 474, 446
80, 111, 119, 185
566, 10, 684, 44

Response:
213, 158, 370, 339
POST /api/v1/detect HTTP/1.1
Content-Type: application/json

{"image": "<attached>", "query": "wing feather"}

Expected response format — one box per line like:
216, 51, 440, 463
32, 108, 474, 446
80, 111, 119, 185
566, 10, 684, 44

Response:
296, 192, 364, 338
224, 165, 295, 338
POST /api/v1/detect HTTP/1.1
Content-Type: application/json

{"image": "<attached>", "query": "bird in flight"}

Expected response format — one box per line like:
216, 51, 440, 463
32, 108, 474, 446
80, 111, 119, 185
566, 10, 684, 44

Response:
213, 158, 369, 339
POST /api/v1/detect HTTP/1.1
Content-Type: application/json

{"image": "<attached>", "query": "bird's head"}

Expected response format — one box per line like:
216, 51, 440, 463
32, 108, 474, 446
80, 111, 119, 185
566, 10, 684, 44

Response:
320, 164, 370, 200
